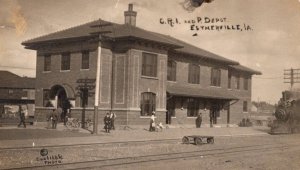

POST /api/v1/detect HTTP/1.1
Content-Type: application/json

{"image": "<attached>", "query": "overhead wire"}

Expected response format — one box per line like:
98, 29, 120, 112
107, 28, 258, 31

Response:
252, 76, 283, 79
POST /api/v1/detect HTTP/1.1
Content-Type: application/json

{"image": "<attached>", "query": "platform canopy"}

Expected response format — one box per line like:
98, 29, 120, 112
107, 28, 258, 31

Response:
167, 84, 238, 101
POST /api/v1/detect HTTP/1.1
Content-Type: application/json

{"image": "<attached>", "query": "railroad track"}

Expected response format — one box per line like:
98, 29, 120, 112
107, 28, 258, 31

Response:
3, 141, 300, 170
0, 138, 179, 151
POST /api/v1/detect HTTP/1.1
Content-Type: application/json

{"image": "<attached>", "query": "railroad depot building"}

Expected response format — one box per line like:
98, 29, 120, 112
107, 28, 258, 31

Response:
22, 4, 261, 126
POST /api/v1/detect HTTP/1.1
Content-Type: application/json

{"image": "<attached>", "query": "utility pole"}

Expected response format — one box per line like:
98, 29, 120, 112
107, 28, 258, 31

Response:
284, 68, 300, 90
90, 20, 112, 134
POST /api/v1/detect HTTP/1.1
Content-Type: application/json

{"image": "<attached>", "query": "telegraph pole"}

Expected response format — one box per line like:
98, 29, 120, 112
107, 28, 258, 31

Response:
284, 68, 300, 90
90, 21, 112, 134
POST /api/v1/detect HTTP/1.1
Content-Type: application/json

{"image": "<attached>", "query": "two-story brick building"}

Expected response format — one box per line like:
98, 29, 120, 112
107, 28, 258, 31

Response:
22, 4, 261, 126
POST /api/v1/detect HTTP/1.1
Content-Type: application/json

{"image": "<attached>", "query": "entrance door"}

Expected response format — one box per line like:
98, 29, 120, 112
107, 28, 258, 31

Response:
50, 85, 70, 122
166, 97, 175, 124
210, 105, 220, 125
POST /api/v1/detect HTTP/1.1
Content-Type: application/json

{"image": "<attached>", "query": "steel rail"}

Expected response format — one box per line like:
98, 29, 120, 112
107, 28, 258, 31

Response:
3, 141, 300, 170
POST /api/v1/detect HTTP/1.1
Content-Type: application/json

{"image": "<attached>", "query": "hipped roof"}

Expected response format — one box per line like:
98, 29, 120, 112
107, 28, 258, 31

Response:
22, 19, 239, 65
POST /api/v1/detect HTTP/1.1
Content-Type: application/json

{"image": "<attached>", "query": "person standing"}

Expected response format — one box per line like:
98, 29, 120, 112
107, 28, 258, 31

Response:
57, 107, 63, 122
196, 113, 202, 128
110, 112, 117, 130
46, 110, 52, 129
51, 109, 58, 129
104, 113, 111, 133
149, 112, 156, 132
17, 105, 26, 128
209, 111, 213, 128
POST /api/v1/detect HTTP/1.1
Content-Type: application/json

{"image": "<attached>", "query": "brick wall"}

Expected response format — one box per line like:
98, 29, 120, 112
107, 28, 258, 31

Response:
33, 39, 254, 126
166, 54, 253, 125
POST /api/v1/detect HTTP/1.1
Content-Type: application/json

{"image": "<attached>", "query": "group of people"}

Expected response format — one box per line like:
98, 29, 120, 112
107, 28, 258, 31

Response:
47, 108, 60, 129
47, 107, 71, 129
103, 112, 117, 133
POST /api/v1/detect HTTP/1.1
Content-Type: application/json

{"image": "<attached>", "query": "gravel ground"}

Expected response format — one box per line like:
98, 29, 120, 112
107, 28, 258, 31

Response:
0, 129, 91, 140
1, 134, 300, 169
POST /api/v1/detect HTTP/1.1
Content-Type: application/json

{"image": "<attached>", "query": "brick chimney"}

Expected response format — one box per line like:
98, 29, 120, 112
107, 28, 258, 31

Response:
124, 4, 137, 26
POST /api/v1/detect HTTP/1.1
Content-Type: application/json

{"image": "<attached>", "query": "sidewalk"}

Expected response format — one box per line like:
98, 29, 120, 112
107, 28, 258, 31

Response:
0, 123, 270, 149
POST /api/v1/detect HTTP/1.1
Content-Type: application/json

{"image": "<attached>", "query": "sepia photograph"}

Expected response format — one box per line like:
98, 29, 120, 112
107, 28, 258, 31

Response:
0, 0, 300, 169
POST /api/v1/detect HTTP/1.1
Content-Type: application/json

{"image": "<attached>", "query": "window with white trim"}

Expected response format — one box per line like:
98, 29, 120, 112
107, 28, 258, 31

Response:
61, 52, 70, 71
188, 64, 200, 84
211, 68, 221, 87
81, 51, 89, 70
142, 53, 157, 77
140, 92, 156, 116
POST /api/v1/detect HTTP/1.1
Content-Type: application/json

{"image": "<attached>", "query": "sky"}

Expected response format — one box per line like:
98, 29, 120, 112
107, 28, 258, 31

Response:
0, 0, 300, 104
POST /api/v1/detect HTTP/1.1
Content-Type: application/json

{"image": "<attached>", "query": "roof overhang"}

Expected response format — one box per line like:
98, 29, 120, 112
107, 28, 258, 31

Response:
167, 84, 238, 101
229, 65, 262, 75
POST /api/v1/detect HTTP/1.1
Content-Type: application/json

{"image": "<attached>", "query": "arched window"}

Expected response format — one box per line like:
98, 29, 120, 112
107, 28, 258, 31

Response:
140, 92, 156, 116
188, 64, 200, 84
167, 60, 177, 81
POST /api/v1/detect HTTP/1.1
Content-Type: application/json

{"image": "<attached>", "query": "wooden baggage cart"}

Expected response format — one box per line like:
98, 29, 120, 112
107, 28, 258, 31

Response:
182, 135, 214, 145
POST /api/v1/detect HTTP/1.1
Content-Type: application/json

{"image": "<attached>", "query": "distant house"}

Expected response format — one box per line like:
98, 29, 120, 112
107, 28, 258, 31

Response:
0, 71, 35, 117
22, 4, 261, 126
252, 101, 274, 115
251, 104, 258, 112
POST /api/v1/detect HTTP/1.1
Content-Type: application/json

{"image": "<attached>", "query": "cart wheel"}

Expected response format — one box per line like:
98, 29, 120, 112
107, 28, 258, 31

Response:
182, 136, 190, 144
207, 138, 214, 144
77, 122, 82, 128
195, 137, 202, 145
66, 121, 72, 128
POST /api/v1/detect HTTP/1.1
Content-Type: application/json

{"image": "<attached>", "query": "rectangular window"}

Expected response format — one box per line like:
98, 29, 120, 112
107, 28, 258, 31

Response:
43, 89, 50, 107
61, 52, 70, 71
8, 89, 13, 94
140, 92, 156, 116
211, 68, 221, 86
243, 101, 248, 112
44, 55, 51, 72
244, 77, 249, 90
21, 90, 27, 98
167, 60, 176, 81
228, 72, 232, 89
236, 75, 240, 89
81, 51, 89, 70
233, 74, 240, 89
187, 98, 199, 117
188, 64, 200, 84
142, 52, 157, 77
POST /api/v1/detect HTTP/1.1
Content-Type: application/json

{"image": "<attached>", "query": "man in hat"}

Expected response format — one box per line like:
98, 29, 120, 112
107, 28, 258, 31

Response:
17, 105, 26, 128
104, 112, 111, 133
196, 113, 202, 128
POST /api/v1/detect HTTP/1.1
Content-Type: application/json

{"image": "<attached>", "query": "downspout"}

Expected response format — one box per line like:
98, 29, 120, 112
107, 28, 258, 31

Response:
110, 53, 115, 112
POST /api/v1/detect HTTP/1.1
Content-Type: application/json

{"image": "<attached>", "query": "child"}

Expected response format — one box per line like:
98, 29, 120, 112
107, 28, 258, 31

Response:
156, 122, 164, 132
